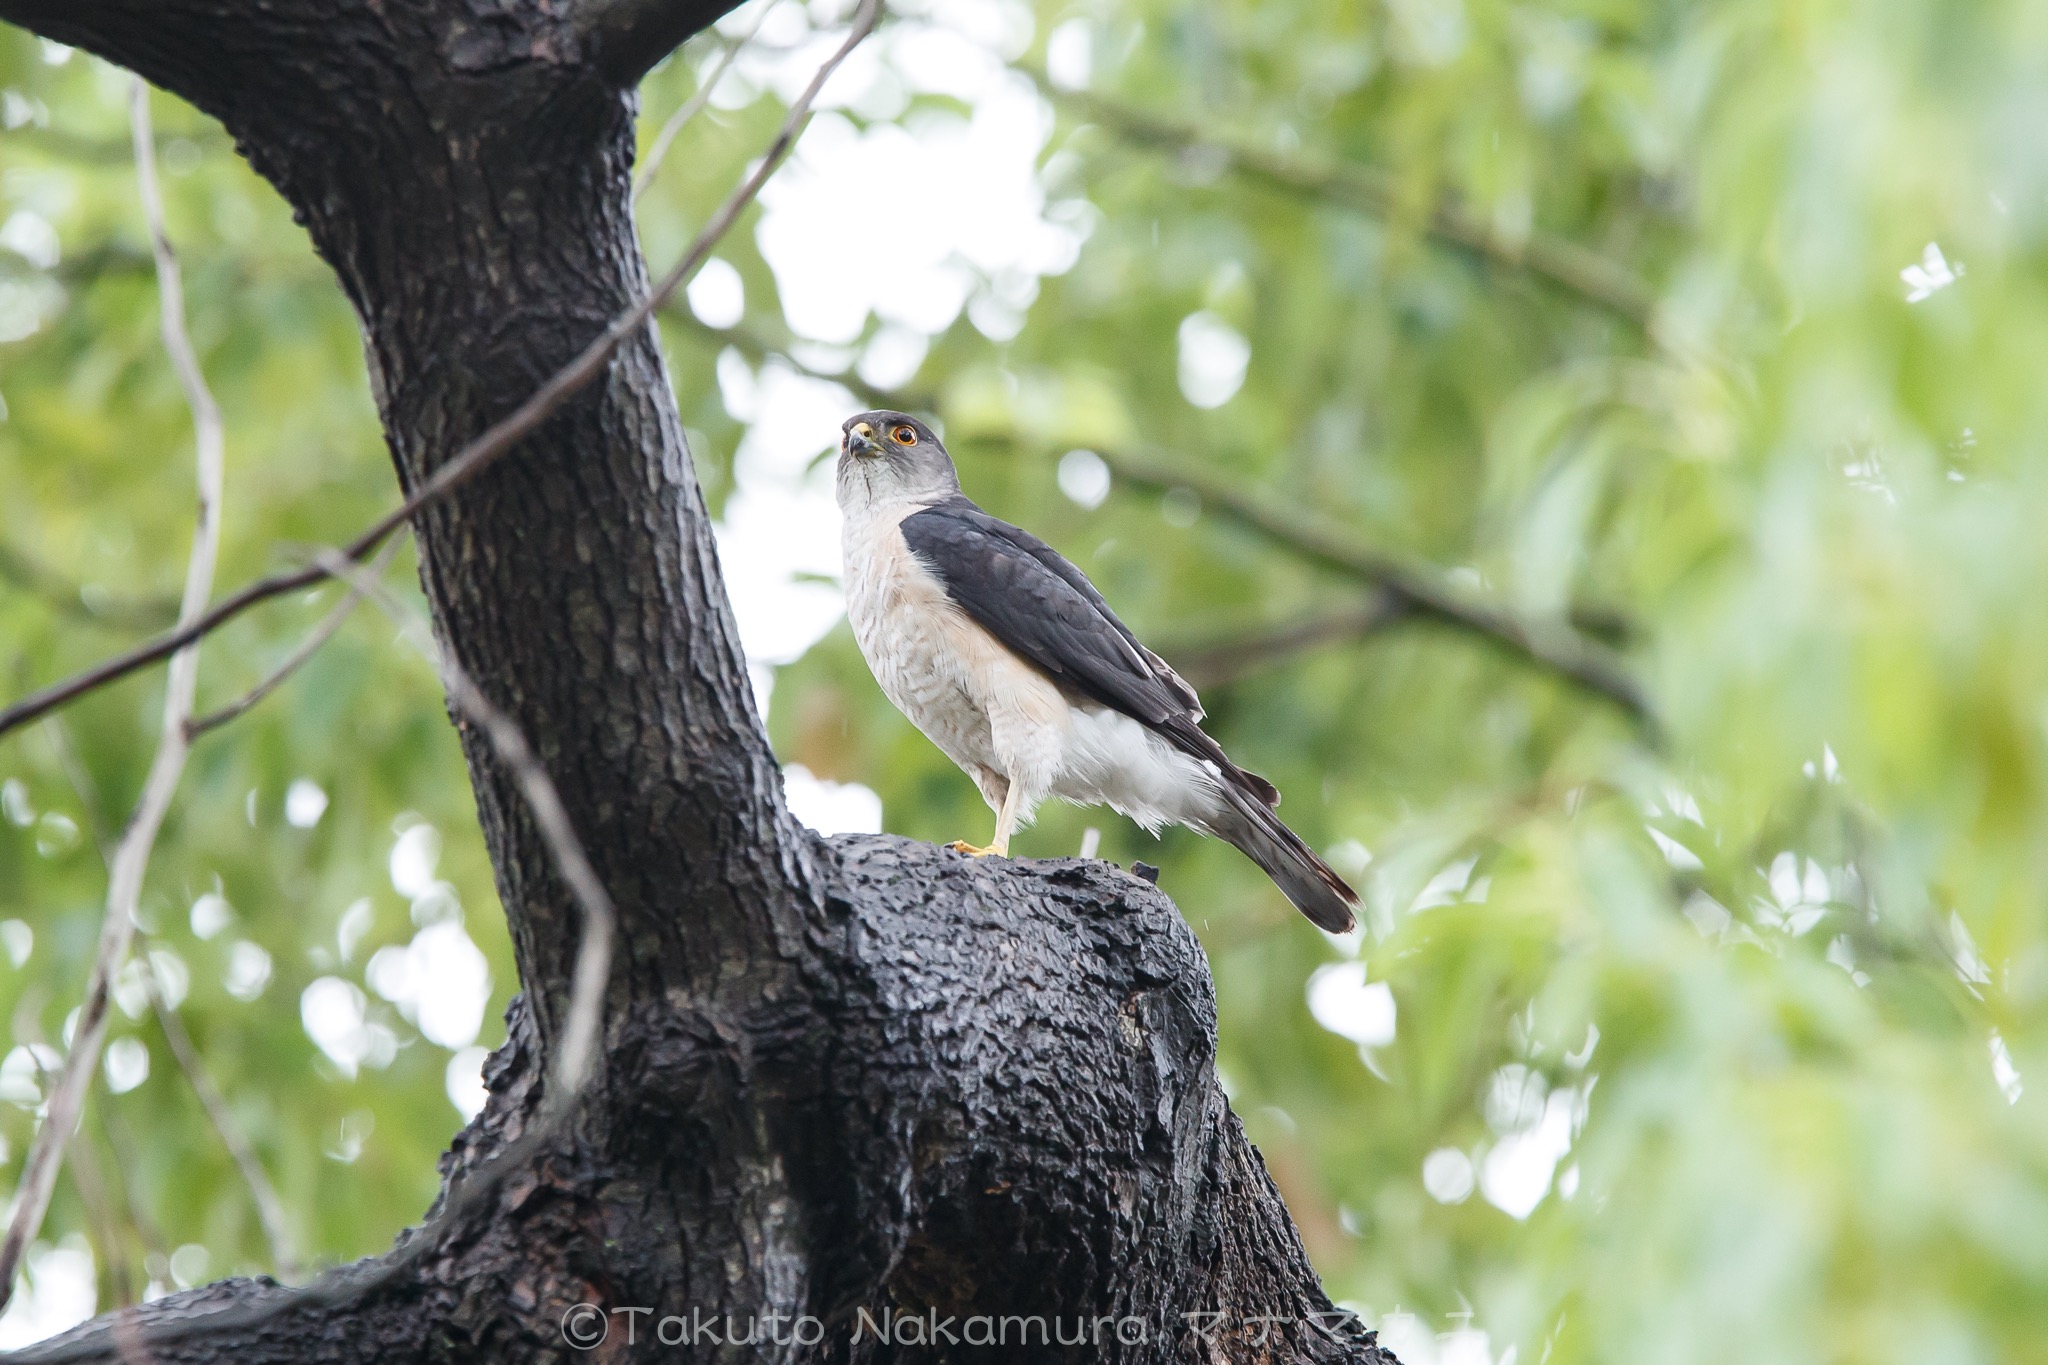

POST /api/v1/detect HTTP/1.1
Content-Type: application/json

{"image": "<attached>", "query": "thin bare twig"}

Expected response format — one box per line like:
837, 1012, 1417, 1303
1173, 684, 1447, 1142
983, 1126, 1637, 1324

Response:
1039, 78, 1658, 330
311, 550, 616, 1107
0, 0, 882, 745
40, 751, 203, 1365
17, 1032, 136, 1311
632, 0, 781, 203
36, 540, 645, 1339
184, 533, 406, 740
140, 957, 298, 1280
0, 78, 228, 1314
45, 715, 296, 1284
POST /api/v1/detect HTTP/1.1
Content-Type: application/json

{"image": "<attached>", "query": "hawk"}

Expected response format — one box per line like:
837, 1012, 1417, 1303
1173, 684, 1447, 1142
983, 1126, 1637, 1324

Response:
833, 411, 1358, 933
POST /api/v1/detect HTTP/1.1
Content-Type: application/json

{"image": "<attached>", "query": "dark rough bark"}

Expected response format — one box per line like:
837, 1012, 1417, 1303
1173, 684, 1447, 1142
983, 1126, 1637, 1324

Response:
0, 3, 1393, 1362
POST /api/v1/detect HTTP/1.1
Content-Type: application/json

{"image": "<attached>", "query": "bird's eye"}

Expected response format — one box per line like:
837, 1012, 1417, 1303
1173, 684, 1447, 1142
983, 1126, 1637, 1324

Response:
891, 425, 917, 445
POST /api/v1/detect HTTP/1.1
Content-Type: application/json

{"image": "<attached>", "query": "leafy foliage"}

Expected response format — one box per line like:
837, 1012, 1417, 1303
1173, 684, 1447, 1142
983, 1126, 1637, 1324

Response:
3, 0, 2046, 1358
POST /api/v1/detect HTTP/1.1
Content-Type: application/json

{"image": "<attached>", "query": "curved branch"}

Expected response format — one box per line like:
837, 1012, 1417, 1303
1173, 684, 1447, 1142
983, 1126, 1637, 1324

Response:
1040, 77, 1659, 330
1094, 442, 1655, 726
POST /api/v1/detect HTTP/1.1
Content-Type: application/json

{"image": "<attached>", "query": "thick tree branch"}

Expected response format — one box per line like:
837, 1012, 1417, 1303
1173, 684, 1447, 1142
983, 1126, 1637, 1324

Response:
0, 0, 745, 110
1038, 76, 1659, 330
0, 1, 876, 746
633, 0, 779, 202
16, 848, 1391, 1365
575, 0, 749, 86
0, 1, 321, 124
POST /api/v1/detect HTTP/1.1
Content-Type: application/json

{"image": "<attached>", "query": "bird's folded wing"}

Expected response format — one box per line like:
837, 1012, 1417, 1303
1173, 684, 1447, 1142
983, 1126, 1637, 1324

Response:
898, 496, 1205, 730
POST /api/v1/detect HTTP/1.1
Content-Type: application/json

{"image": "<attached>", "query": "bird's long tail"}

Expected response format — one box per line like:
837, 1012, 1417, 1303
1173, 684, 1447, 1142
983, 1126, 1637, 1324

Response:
1207, 773, 1358, 933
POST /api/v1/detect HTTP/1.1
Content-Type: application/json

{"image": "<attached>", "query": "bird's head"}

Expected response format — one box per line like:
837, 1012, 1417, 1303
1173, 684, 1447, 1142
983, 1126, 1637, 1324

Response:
837, 410, 960, 509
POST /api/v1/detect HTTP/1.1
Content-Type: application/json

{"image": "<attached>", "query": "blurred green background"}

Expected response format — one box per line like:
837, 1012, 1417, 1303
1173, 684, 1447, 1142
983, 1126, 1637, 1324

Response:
3, 0, 2047, 1358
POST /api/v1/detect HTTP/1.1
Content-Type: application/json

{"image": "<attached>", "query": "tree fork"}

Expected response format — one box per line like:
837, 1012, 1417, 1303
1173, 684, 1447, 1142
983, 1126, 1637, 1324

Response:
0, 2, 1390, 1360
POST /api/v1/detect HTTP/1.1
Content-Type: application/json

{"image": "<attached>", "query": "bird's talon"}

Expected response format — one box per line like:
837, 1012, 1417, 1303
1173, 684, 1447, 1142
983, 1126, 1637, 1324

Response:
948, 840, 1003, 857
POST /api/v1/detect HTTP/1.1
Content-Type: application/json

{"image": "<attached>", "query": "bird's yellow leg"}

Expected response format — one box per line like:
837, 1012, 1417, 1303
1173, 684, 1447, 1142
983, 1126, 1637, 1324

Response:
950, 780, 1020, 857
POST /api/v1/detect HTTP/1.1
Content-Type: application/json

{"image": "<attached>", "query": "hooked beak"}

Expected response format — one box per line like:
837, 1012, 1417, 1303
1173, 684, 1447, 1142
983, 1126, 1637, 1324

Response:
845, 422, 882, 459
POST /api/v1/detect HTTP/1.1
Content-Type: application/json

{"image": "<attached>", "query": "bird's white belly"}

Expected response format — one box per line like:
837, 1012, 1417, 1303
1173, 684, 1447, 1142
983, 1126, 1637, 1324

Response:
850, 587, 999, 776
843, 510, 1051, 783
1050, 704, 1223, 834
842, 505, 1223, 831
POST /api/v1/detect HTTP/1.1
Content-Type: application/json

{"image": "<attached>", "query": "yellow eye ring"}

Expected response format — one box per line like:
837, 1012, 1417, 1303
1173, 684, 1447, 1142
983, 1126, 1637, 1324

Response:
891, 424, 917, 445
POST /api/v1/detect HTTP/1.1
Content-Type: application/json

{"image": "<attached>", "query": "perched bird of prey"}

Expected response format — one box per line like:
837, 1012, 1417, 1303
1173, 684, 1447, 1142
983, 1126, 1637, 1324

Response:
834, 411, 1358, 933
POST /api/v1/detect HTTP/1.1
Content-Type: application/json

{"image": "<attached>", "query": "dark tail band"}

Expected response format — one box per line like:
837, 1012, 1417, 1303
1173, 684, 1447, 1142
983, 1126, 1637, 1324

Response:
1209, 776, 1358, 933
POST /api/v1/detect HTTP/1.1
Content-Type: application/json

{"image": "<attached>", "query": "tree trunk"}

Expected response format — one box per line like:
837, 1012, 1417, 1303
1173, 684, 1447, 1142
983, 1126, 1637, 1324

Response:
0, 3, 1392, 1361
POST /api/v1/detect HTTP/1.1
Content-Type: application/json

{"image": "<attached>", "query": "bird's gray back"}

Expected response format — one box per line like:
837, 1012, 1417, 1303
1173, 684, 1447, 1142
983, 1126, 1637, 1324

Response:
897, 496, 1214, 744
